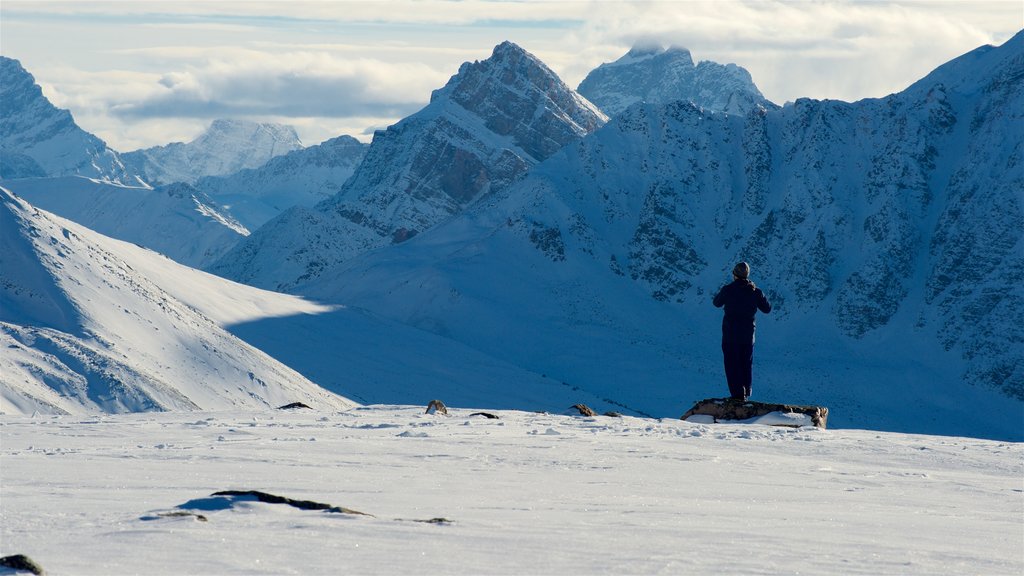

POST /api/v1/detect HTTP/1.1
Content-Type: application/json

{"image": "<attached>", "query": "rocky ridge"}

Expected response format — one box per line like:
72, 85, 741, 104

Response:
210, 41, 606, 290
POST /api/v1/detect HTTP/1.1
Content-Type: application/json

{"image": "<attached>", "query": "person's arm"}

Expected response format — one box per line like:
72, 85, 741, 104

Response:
756, 289, 771, 314
713, 285, 726, 308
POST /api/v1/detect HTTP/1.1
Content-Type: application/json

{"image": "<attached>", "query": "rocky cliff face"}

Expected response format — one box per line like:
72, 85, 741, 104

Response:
210, 41, 606, 290
0, 57, 136, 184
122, 119, 303, 185
577, 43, 776, 117
195, 135, 368, 229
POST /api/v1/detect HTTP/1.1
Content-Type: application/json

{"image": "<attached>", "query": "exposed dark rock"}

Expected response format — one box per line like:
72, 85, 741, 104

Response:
141, 511, 208, 522
211, 490, 373, 517
425, 399, 449, 415
0, 554, 45, 575
569, 404, 597, 417
680, 397, 829, 428
603, 411, 623, 418
277, 402, 312, 410
469, 412, 499, 419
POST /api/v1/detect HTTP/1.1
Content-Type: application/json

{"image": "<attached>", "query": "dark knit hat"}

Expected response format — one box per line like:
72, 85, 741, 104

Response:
733, 262, 750, 279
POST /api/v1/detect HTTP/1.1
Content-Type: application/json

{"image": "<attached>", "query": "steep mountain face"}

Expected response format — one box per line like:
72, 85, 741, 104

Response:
295, 33, 1023, 439
194, 135, 368, 229
1, 176, 247, 268
210, 41, 606, 291
121, 119, 303, 185
0, 188, 354, 415
0, 57, 136, 184
577, 42, 776, 117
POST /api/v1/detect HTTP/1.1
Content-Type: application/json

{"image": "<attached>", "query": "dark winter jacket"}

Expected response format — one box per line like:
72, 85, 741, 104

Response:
713, 279, 771, 343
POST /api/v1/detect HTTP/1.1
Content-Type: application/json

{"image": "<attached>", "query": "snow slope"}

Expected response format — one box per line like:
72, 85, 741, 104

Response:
194, 135, 368, 229
210, 41, 606, 291
121, 119, 302, 186
1, 407, 1020, 574
293, 34, 1024, 441
1, 176, 247, 268
0, 190, 620, 417
0, 187, 353, 415
578, 42, 776, 117
0, 57, 137, 184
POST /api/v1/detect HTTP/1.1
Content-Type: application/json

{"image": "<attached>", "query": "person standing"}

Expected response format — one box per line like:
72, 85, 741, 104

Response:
712, 262, 771, 400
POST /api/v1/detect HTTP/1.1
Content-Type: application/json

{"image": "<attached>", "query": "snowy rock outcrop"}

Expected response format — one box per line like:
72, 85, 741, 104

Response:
195, 135, 368, 229
0, 57, 136, 184
577, 42, 776, 117
210, 41, 606, 290
121, 119, 303, 185
0, 187, 354, 415
2, 176, 247, 268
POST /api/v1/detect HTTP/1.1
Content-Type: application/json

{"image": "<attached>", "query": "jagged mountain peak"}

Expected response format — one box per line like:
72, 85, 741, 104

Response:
211, 41, 605, 291
122, 118, 303, 185
430, 40, 606, 162
0, 57, 136, 184
578, 43, 774, 117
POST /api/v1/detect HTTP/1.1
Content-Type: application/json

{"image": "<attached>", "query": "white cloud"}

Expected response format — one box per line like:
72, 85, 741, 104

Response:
5, 0, 1019, 149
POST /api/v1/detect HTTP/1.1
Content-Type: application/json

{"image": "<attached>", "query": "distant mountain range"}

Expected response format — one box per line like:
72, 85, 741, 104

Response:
121, 118, 303, 185
1, 36, 1020, 439
195, 134, 368, 229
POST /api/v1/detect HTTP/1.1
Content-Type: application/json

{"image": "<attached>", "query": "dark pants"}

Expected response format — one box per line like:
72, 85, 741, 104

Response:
722, 340, 754, 400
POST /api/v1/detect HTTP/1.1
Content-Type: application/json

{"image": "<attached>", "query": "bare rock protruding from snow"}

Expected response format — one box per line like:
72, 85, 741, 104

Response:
2, 177, 247, 268
0, 56, 137, 184
425, 399, 449, 415
0, 188, 354, 416
122, 119, 303, 186
194, 135, 368, 229
0, 554, 45, 576
577, 42, 776, 117
681, 398, 829, 428
209, 41, 606, 291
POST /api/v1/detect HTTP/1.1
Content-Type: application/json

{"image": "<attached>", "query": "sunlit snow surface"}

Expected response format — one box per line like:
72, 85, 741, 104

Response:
2, 406, 1021, 575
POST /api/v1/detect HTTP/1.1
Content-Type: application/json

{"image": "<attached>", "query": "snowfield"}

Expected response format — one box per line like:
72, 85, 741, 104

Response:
2, 406, 1021, 575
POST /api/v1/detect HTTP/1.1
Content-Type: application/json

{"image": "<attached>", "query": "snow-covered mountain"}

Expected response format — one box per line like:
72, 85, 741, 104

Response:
121, 119, 303, 185
0, 187, 354, 415
577, 42, 776, 117
0, 176, 247, 268
0, 188, 617, 416
209, 41, 607, 290
194, 135, 368, 229
0, 56, 138, 184
289, 33, 1023, 440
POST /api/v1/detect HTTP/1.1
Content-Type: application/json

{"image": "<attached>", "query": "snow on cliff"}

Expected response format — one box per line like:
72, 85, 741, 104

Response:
0, 56, 138, 184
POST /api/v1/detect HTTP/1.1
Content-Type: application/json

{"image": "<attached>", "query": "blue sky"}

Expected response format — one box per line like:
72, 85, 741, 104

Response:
2, 1, 1019, 150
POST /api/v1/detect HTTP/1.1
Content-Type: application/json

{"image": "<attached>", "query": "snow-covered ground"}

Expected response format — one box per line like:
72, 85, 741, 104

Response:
2, 406, 1021, 575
